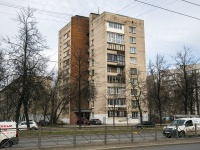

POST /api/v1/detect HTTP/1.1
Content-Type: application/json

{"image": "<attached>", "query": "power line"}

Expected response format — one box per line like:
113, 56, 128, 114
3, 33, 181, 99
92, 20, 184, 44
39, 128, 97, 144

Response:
181, 0, 200, 7
0, 11, 69, 22
134, 0, 200, 21
0, 1, 73, 17
136, 0, 178, 17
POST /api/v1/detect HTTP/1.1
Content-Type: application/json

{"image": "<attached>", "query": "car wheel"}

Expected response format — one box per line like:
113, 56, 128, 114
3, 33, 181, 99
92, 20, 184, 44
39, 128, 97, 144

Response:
2, 140, 12, 148
166, 134, 171, 138
30, 127, 36, 130
179, 131, 185, 138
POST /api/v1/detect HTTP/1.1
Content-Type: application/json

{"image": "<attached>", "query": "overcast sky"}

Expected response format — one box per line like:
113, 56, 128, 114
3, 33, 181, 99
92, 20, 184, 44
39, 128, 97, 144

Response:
0, 0, 200, 70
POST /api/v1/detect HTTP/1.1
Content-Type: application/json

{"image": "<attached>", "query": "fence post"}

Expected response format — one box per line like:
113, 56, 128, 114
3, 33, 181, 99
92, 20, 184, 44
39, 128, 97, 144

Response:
195, 123, 197, 138
73, 126, 77, 147
38, 126, 42, 148
176, 124, 178, 139
155, 125, 157, 141
131, 125, 134, 143
104, 125, 107, 145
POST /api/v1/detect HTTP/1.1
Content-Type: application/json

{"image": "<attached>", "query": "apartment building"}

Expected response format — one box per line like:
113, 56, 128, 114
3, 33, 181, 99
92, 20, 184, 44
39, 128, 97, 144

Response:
58, 12, 147, 124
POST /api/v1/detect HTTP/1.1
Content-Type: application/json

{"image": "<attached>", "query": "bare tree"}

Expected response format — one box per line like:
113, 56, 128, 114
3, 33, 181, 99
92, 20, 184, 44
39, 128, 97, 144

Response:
1, 7, 48, 128
172, 47, 198, 114
0, 48, 6, 88
147, 54, 169, 124
126, 69, 147, 125
70, 46, 96, 126
49, 47, 97, 125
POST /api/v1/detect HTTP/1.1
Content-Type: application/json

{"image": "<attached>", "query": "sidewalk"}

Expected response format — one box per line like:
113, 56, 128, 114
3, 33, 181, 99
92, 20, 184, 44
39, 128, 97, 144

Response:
14, 138, 200, 150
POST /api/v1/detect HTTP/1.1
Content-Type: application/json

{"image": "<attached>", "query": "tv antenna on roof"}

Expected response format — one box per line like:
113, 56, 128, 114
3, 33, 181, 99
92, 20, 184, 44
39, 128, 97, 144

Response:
98, 7, 99, 14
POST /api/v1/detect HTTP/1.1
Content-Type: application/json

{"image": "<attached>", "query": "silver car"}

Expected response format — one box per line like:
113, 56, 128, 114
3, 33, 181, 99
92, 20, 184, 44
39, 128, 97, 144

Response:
18, 120, 38, 130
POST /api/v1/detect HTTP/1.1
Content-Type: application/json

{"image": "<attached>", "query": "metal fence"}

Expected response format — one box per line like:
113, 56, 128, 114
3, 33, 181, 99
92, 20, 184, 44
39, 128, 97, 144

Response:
1, 125, 200, 149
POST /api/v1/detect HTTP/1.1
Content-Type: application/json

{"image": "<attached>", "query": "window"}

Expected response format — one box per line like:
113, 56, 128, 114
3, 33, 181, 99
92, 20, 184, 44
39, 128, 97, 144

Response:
64, 51, 67, 57
132, 112, 138, 118
129, 27, 136, 33
108, 43, 125, 51
108, 98, 126, 105
132, 100, 138, 108
130, 57, 137, 64
118, 111, 127, 117
107, 66, 111, 72
130, 68, 137, 75
91, 30, 94, 36
92, 59, 94, 66
108, 22, 123, 30
107, 54, 125, 65
63, 61, 67, 67
63, 43, 67, 48
92, 70, 94, 76
107, 32, 124, 44
131, 89, 137, 95
67, 40, 70, 47
117, 55, 125, 65
63, 70, 67, 76
130, 47, 136, 53
63, 107, 69, 114
64, 31, 70, 39
63, 40, 70, 49
130, 78, 137, 85
92, 49, 94, 56
107, 76, 125, 83
130, 37, 136, 43
108, 87, 125, 95
107, 54, 117, 62
108, 110, 126, 117
68, 49, 70, 55
91, 40, 94, 46
64, 34, 67, 39
108, 110, 117, 117
117, 67, 122, 74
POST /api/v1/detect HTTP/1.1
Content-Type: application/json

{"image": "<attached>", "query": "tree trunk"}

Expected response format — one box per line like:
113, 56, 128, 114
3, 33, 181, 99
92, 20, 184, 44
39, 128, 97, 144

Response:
15, 96, 23, 126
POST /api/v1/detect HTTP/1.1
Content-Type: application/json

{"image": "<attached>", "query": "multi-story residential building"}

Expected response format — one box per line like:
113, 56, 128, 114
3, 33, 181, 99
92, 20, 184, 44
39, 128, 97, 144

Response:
58, 12, 147, 124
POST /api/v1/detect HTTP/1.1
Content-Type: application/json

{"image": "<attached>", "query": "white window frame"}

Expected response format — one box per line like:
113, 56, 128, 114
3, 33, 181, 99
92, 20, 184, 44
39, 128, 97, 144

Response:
132, 112, 138, 118
130, 57, 137, 64
130, 47, 136, 54
129, 26, 136, 33
130, 37, 136, 43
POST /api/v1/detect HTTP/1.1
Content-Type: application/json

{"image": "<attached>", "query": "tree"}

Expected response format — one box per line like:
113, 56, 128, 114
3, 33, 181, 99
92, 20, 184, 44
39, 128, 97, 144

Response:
70, 46, 96, 126
0, 48, 6, 88
172, 47, 198, 114
49, 46, 97, 125
147, 54, 169, 124
1, 7, 48, 128
126, 69, 147, 125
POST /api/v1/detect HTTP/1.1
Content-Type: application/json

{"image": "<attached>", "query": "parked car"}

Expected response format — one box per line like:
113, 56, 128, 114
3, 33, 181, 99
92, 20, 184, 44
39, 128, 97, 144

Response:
135, 121, 155, 128
18, 120, 38, 130
76, 118, 89, 125
163, 118, 200, 138
38, 120, 49, 127
89, 119, 101, 125
0, 121, 18, 148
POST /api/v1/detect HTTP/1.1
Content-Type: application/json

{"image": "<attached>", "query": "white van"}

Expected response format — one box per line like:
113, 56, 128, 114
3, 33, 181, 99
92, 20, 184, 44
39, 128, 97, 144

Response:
0, 121, 19, 148
163, 118, 200, 138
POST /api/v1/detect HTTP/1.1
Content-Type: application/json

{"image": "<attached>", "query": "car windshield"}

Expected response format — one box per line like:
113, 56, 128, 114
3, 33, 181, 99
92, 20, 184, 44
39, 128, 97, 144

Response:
171, 120, 185, 125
